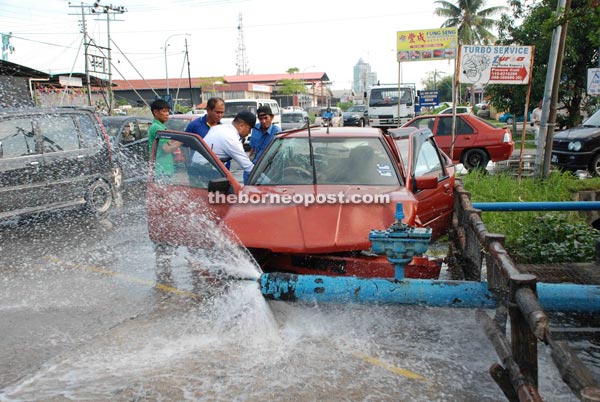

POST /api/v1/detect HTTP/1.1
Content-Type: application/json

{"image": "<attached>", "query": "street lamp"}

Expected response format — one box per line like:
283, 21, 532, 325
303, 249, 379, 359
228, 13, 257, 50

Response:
164, 33, 190, 97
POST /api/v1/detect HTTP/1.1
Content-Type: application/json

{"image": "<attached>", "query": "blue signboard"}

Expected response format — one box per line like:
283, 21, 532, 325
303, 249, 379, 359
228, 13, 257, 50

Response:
417, 90, 439, 107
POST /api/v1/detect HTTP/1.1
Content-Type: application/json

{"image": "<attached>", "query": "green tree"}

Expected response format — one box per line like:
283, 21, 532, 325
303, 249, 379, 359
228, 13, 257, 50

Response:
434, 0, 507, 45
487, 0, 600, 127
278, 67, 307, 105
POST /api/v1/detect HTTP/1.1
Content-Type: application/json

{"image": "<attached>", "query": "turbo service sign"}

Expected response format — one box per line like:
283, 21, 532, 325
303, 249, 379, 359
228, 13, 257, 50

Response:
396, 28, 458, 62
459, 45, 533, 85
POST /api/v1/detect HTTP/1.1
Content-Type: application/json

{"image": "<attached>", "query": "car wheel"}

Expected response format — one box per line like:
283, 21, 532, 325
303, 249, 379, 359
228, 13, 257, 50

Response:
359, 119, 365, 127
463, 149, 490, 170
85, 179, 113, 216
589, 154, 600, 177
113, 164, 123, 189
506, 117, 514, 125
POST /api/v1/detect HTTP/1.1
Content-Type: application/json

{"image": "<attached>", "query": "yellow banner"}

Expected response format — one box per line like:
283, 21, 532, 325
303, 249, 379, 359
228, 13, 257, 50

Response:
396, 28, 458, 62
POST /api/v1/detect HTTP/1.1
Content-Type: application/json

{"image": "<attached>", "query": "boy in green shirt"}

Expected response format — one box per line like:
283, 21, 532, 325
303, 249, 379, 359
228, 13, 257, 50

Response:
148, 99, 181, 178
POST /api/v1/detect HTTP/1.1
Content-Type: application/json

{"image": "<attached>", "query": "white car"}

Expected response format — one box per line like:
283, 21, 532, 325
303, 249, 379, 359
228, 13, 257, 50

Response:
438, 106, 473, 115
281, 111, 309, 130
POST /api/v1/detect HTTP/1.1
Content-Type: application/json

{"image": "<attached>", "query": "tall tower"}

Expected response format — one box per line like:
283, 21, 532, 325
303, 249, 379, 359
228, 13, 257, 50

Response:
236, 13, 249, 76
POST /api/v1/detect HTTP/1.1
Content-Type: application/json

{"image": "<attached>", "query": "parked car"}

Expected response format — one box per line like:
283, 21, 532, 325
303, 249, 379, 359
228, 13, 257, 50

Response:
343, 105, 368, 127
498, 111, 532, 125
403, 113, 514, 170
101, 116, 152, 185
438, 106, 472, 115
0, 107, 117, 220
551, 108, 600, 176
146, 126, 455, 278
315, 107, 343, 127
281, 110, 309, 130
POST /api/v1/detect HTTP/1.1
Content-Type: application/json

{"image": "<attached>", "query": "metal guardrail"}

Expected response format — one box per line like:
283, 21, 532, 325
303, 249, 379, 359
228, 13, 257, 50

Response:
450, 179, 600, 402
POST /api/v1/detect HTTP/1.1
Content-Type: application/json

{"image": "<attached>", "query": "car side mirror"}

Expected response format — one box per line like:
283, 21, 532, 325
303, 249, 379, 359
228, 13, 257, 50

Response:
414, 175, 438, 191
208, 177, 231, 193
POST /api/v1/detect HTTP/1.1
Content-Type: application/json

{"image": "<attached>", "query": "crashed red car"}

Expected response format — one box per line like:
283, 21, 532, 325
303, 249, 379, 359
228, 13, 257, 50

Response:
146, 126, 455, 278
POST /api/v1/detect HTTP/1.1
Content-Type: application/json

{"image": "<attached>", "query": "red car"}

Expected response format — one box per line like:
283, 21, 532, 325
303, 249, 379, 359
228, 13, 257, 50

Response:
402, 113, 514, 170
146, 126, 455, 278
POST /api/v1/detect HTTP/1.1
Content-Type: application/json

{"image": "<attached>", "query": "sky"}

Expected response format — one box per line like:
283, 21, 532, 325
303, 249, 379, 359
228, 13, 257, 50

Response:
0, 0, 511, 91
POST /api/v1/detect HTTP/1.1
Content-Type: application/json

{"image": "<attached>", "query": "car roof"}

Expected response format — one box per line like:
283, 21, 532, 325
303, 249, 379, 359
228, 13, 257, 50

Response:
101, 116, 151, 122
279, 127, 382, 139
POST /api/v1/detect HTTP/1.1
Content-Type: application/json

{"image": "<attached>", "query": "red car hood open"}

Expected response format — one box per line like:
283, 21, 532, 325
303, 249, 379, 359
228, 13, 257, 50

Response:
222, 185, 418, 254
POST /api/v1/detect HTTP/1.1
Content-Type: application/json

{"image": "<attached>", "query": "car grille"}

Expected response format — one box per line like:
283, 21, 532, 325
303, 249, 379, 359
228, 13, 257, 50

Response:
552, 139, 570, 152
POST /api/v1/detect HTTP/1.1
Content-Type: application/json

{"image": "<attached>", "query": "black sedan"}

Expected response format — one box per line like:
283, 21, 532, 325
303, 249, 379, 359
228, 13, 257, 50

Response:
551, 109, 600, 176
101, 116, 152, 185
343, 105, 368, 127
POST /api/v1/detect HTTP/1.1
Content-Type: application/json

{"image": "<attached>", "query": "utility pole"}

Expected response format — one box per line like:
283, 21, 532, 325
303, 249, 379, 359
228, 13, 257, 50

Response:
91, 1, 126, 115
185, 38, 194, 112
534, 0, 570, 178
69, 2, 126, 114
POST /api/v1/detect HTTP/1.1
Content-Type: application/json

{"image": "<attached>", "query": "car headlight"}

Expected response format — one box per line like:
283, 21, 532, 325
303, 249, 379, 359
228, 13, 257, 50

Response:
568, 141, 582, 151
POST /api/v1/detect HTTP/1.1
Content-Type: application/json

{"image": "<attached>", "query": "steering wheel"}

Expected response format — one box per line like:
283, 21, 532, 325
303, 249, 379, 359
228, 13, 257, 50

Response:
283, 166, 312, 179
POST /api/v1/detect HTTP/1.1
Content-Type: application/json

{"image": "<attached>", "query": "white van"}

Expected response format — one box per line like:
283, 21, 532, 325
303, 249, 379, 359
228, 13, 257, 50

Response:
223, 99, 281, 126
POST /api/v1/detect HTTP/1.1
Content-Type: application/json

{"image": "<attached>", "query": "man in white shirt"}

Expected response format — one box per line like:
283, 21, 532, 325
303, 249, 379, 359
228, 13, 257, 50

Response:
531, 100, 543, 141
194, 110, 256, 180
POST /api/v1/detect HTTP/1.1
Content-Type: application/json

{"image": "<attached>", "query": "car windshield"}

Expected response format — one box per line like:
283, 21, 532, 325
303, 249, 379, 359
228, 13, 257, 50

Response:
583, 109, 600, 127
250, 137, 400, 186
369, 88, 412, 107
223, 102, 257, 119
347, 106, 366, 112
282, 114, 305, 123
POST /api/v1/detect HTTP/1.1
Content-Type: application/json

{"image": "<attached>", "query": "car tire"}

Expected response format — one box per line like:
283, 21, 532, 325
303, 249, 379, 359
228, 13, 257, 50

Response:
589, 154, 600, 177
85, 179, 113, 216
463, 149, 490, 170
359, 119, 365, 127
113, 164, 123, 189
506, 117, 514, 125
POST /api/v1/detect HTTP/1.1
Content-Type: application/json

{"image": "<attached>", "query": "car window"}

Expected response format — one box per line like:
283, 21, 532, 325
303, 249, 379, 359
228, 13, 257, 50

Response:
165, 118, 191, 131
122, 122, 136, 144
0, 118, 39, 158
138, 121, 151, 139
164, 143, 223, 189
251, 137, 399, 186
38, 116, 80, 152
409, 118, 434, 131
414, 139, 443, 177
77, 114, 102, 148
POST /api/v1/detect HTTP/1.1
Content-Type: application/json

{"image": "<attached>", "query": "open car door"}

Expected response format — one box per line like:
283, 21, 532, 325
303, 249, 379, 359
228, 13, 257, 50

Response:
146, 130, 242, 249
389, 128, 455, 238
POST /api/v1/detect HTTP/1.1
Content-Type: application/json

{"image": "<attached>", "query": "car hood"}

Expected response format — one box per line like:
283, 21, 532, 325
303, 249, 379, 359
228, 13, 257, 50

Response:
553, 126, 600, 140
222, 185, 417, 253
343, 111, 362, 117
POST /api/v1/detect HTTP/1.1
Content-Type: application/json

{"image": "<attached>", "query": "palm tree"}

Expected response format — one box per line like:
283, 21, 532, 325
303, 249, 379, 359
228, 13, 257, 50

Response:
434, 0, 506, 45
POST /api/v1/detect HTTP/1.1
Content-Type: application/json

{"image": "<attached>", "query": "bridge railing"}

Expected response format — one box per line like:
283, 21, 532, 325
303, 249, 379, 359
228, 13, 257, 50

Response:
450, 179, 600, 402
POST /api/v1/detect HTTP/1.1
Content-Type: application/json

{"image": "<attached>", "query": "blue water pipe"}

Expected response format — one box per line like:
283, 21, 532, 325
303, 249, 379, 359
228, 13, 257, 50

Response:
257, 202, 600, 312
472, 201, 600, 211
368, 204, 432, 280
259, 273, 600, 312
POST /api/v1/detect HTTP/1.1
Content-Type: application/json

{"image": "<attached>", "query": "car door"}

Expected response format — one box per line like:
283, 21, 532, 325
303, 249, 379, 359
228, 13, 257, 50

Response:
0, 116, 45, 217
392, 129, 454, 238
38, 113, 93, 206
146, 131, 242, 248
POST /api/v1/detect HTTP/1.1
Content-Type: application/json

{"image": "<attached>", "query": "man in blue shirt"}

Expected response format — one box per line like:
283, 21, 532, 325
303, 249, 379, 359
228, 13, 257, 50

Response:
185, 97, 225, 138
249, 105, 281, 163
246, 105, 281, 182
185, 97, 229, 168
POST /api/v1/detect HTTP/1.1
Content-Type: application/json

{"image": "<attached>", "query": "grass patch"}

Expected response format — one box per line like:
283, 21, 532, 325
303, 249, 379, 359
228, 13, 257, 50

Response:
461, 170, 600, 263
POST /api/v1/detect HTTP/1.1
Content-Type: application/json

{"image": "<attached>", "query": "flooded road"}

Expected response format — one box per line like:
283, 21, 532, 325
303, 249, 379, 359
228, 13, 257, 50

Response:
0, 185, 582, 401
